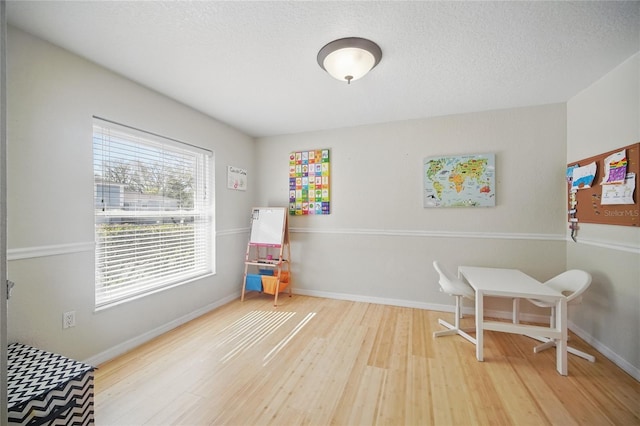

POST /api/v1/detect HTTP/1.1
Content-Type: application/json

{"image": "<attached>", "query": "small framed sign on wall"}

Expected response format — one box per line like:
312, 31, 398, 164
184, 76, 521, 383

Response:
289, 149, 330, 215
227, 166, 247, 191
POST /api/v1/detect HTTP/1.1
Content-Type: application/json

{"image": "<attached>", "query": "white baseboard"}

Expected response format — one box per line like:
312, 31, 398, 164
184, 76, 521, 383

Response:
83, 292, 239, 366
293, 288, 435, 310
296, 288, 639, 381
569, 321, 640, 381
84, 288, 639, 382
294, 288, 549, 323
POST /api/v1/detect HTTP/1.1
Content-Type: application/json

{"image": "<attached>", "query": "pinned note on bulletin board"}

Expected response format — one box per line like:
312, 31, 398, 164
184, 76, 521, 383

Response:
567, 143, 639, 227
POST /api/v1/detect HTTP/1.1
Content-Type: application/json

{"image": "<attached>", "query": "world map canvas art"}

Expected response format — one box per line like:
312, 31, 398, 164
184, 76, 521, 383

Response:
423, 153, 495, 207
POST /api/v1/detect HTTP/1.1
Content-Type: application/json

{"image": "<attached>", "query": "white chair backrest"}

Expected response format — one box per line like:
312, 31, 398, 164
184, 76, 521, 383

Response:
433, 261, 474, 299
433, 261, 455, 293
544, 270, 592, 304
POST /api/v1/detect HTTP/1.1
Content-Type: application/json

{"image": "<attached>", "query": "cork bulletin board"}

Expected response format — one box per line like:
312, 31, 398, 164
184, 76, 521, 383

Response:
567, 143, 639, 227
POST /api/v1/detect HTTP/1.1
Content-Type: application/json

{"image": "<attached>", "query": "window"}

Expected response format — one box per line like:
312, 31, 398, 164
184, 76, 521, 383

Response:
93, 117, 214, 309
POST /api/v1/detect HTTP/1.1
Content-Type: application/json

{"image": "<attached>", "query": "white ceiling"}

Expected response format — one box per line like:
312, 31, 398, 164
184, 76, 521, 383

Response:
7, 1, 640, 138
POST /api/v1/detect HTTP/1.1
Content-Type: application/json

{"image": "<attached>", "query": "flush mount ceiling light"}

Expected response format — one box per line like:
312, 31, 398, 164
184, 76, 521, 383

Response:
317, 37, 382, 84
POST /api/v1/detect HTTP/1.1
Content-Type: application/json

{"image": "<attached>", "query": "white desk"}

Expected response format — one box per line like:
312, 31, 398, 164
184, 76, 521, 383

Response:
458, 266, 568, 376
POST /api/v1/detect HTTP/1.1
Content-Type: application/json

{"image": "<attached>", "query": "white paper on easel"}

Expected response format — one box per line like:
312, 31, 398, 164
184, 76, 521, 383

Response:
601, 173, 635, 205
249, 208, 286, 245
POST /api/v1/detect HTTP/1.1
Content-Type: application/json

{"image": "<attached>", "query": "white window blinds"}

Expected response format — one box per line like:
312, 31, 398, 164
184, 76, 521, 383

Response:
93, 118, 214, 309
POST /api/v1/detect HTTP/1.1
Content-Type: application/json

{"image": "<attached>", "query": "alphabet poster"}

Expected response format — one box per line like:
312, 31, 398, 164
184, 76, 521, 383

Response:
289, 149, 330, 215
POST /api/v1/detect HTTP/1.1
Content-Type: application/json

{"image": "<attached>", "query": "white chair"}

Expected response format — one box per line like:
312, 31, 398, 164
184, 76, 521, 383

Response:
432, 261, 476, 344
527, 269, 595, 362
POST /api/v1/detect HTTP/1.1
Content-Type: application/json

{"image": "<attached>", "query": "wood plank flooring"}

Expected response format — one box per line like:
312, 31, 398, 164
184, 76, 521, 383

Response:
95, 295, 640, 425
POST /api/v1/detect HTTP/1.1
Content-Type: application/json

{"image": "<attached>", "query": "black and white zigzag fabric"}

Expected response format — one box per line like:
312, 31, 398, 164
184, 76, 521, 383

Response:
7, 343, 95, 425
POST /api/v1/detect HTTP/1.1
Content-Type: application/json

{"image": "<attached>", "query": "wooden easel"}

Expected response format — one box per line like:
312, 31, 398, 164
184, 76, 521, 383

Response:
241, 207, 292, 306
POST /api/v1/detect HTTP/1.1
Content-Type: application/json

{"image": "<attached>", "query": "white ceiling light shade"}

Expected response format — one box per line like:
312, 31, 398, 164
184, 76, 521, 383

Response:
317, 37, 382, 84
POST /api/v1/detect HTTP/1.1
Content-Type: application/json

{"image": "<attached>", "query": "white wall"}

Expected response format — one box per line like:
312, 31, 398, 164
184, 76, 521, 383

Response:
7, 27, 255, 362
256, 104, 568, 316
8, 24, 638, 379
567, 53, 640, 378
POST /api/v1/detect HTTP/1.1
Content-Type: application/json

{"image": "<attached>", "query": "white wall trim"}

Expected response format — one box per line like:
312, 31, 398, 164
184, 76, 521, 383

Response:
8, 242, 94, 261
6, 228, 251, 261
292, 227, 565, 241
216, 227, 248, 237
569, 320, 640, 381
292, 227, 637, 253
10, 229, 636, 261
295, 288, 444, 311
83, 292, 240, 366
294, 288, 548, 324
567, 236, 640, 254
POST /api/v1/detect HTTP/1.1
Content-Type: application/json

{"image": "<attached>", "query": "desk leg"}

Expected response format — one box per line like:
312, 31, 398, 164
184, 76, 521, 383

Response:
556, 297, 568, 375
476, 290, 484, 361
513, 298, 520, 324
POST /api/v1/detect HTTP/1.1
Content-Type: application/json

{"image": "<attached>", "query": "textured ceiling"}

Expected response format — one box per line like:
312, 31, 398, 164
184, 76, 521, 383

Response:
7, 1, 640, 138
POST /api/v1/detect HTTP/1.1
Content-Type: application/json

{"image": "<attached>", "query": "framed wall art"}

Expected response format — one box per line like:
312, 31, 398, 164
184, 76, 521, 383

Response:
227, 166, 247, 191
424, 153, 495, 207
289, 149, 330, 215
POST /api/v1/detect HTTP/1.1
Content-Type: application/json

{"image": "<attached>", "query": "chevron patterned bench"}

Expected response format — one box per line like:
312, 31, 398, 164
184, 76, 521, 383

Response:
7, 343, 95, 425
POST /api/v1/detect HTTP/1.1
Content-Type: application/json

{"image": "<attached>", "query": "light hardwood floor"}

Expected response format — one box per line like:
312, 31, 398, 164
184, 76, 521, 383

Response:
95, 294, 640, 425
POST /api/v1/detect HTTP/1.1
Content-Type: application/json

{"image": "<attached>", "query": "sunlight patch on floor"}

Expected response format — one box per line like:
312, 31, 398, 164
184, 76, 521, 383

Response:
218, 310, 296, 363
263, 312, 316, 366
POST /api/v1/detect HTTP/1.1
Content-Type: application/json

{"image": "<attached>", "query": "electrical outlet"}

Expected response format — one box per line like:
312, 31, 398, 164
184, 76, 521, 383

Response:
63, 311, 76, 329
